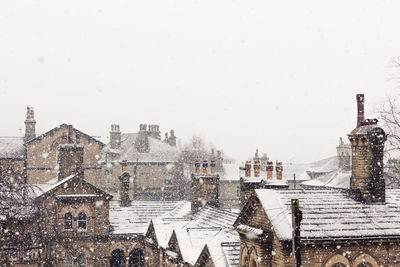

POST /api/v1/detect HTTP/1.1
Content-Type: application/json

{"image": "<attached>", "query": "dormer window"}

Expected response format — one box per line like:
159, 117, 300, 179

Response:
64, 212, 73, 230
77, 212, 87, 231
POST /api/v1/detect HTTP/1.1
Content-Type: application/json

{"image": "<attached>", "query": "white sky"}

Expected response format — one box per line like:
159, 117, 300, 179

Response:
1, 0, 400, 163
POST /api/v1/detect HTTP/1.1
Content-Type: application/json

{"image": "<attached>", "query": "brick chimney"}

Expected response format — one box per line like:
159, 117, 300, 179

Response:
57, 129, 84, 181
348, 117, 387, 203
245, 161, 251, 177
110, 124, 121, 149
276, 161, 283, 180
191, 173, 220, 212
24, 106, 36, 142
202, 160, 208, 175
254, 160, 260, 177
266, 161, 273, 180
356, 94, 365, 128
118, 170, 131, 207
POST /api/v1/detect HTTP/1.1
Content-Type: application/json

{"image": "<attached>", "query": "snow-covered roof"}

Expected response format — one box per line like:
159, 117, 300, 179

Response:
255, 188, 400, 241
0, 137, 24, 159
106, 133, 178, 163
110, 200, 191, 235
302, 169, 351, 189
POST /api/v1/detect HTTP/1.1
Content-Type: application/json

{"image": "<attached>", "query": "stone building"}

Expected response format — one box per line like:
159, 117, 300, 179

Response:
0, 106, 105, 188
235, 95, 400, 267
0, 137, 190, 266
102, 124, 183, 201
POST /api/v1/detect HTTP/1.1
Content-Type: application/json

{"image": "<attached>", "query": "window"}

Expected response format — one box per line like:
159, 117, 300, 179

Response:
77, 253, 86, 267
357, 264, 372, 267
332, 264, 346, 267
237, 186, 240, 197
64, 253, 73, 267
64, 212, 73, 230
77, 212, 86, 231
129, 249, 144, 267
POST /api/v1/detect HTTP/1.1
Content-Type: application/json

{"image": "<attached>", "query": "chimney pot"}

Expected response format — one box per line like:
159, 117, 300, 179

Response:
195, 161, 201, 175
266, 161, 273, 180
245, 161, 251, 177
202, 160, 208, 175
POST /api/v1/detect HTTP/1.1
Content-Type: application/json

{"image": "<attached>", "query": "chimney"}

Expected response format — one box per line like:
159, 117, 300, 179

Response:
136, 124, 149, 153
195, 161, 201, 175
215, 150, 223, 172
57, 143, 84, 181
119, 171, 131, 207
356, 94, 365, 128
202, 160, 208, 175
276, 161, 283, 180
168, 129, 177, 146
245, 161, 251, 177
266, 161, 273, 180
191, 173, 220, 212
254, 160, 260, 177
110, 124, 121, 149
24, 106, 36, 142
348, 117, 387, 203
210, 160, 216, 174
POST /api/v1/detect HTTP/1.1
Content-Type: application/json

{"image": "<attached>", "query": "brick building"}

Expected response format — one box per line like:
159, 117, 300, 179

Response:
235, 94, 400, 267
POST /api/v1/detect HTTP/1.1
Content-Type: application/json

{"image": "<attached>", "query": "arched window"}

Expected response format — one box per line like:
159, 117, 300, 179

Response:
249, 258, 257, 267
77, 212, 87, 231
63, 253, 73, 267
110, 249, 125, 267
64, 212, 73, 230
129, 248, 144, 267
77, 253, 86, 267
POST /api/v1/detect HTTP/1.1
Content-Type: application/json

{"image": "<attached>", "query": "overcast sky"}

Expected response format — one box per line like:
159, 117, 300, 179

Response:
1, 0, 400, 163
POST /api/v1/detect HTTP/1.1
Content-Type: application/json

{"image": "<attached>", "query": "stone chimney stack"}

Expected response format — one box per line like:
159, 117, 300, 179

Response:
254, 160, 260, 177
136, 124, 150, 153
57, 130, 84, 181
110, 124, 121, 149
245, 161, 251, 177
215, 150, 223, 172
24, 106, 36, 142
276, 161, 283, 180
266, 161, 273, 180
356, 94, 365, 128
119, 170, 131, 207
191, 173, 220, 213
348, 117, 387, 203
195, 161, 201, 175
168, 129, 177, 146
202, 160, 208, 175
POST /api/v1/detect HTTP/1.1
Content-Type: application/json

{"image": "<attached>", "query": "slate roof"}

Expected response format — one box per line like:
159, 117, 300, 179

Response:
302, 169, 351, 189
255, 188, 400, 241
153, 206, 240, 267
106, 133, 178, 163
0, 137, 24, 159
109, 200, 191, 235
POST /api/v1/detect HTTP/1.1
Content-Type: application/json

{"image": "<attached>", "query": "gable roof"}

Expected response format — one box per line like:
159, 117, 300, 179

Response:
0, 136, 24, 159
109, 200, 191, 235
34, 174, 112, 200
158, 205, 240, 266
254, 188, 400, 241
26, 123, 104, 147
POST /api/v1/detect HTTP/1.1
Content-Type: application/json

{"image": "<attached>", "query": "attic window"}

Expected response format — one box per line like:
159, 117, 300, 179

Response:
64, 212, 73, 230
